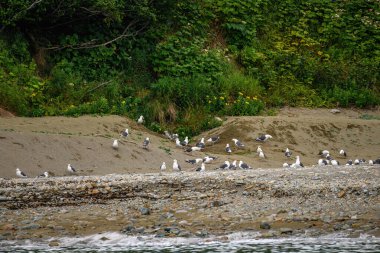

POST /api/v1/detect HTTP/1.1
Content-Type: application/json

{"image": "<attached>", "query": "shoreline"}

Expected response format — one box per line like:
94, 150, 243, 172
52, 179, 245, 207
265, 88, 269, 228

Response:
1, 165, 379, 242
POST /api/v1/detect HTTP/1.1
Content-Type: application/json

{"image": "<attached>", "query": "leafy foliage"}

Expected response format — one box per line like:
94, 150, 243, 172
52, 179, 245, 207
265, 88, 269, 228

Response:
0, 0, 379, 136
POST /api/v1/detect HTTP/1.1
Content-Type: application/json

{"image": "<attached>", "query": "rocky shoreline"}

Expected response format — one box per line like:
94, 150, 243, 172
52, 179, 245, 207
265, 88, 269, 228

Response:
0, 165, 379, 243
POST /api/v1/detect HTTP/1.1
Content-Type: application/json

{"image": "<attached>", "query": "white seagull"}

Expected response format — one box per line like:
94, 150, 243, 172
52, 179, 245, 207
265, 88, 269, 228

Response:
318, 159, 328, 166
255, 134, 272, 142
160, 162, 166, 171
229, 160, 237, 170
232, 138, 245, 148
185, 158, 203, 164
239, 160, 252, 169
256, 145, 263, 154
112, 139, 119, 150
181, 136, 189, 146
217, 161, 230, 170
137, 115, 144, 124
121, 128, 129, 137
16, 168, 27, 178
38, 172, 49, 178
207, 136, 220, 145
283, 163, 290, 168
225, 143, 232, 154
67, 164, 76, 173
175, 138, 183, 147
203, 156, 217, 163
319, 150, 330, 157
285, 148, 292, 158
185, 146, 202, 152
196, 163, 206, 172
173, 159, 181, 171
142, 137, 150, 149
196, 138, 205, 149
339, 149, 347, 157
331, 159, 340, 166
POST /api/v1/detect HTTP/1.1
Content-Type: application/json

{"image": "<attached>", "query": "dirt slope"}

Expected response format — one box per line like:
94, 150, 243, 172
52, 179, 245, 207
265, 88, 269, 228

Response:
0, 108, 379, 178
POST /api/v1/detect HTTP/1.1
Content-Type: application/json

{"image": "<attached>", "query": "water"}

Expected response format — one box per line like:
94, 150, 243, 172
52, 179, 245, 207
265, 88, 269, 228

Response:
1, 232, 379, 252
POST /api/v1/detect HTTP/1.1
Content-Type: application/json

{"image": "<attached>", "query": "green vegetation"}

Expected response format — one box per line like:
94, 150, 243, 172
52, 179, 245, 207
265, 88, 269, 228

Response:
1, 0, 379, 136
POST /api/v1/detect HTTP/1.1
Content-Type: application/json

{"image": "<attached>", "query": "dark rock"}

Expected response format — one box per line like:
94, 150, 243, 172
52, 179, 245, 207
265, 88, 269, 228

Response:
260, 222, 271, 230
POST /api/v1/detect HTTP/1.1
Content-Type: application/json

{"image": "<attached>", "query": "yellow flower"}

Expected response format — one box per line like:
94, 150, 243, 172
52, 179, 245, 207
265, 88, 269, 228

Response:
246, 96, 250, 99
245, 101, 249, 104
220, 96, 224, 100
238, 92, 244, 96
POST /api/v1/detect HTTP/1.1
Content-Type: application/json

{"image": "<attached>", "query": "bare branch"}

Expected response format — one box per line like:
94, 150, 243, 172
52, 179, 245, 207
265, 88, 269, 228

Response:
26, 0, 43, 11
44, 20, 148, 51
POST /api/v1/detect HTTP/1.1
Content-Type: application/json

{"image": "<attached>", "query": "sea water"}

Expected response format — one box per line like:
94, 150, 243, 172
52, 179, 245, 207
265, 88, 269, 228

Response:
1, 232, 379, 252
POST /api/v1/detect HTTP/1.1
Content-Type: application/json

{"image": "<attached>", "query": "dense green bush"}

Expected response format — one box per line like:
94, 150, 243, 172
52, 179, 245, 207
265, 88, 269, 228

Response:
0, 0, 379, 137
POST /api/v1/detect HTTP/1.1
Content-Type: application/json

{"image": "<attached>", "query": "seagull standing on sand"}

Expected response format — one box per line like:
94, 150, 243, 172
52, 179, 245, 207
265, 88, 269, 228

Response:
67, 164, 76, 174
137, 115, 144, 124
239, 161, 252, 169
203, 156, 217, 164
318, 159, 328, 166
225, 144, 232, 154
232, 138, 245, 148
259, 150, 266, 159
121, 128, 129, 137
175, 138, 183, 147
291, 156, 303, 168
112, 139, 119, 150
181, 136, 189, 146
256, 145, 263, 154
196, 163, 206, 172
207, 136, 220, 145
16, 168, 27, 178
339, 149, 347, 157
285, 148, 292, 158
255, 134, 272, 142
229, 160, 237, 170
319, 150, 330, 157
173, 159, 181, 171
217, 161, 230, 170
185, 146, 202, 152
185, 158, 203, 165
142, 137, 150, 149
331, 159, 340, 166
196, 138, 205, 149
346, 160, 353, 166
38, 172, 49, 178
160, 162, 166, 171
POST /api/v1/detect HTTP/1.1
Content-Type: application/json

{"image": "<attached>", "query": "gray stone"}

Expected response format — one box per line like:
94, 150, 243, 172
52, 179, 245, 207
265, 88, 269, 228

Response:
140, 207, 151, 215
279, 228, 293, 234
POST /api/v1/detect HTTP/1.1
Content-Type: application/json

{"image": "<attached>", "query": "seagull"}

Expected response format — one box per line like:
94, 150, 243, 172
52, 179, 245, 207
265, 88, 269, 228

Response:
232, 138, 245, 148
67, 164, 76, 173
354, 159, 360, 165
173, 159, 181, 171
285, 148, 292, 158
164, 130, 173, 140
16, 168, 27, 178
225, 144, 232, 154
331, 159, 340, 166
256, 145, 263, 154
283, 162, 290, 168
181, 136, 189, 146
318, 159, 328, 166
121, 128, 129, 137
142, 137, 150, 149
368, 160, 373, 165
207, 136, 220, 145
259, 150, 266, 159
239, 160, 252, 169
291, 156, 303, 168
203, 156, 217, 163
339, 149, 347, 157
196, 163, 206, 172
112, 139, 119, 150
160, 162, 166, 171
255, 134, 272, 142
319, 150, 330, 157
229, 160, 237, 170
217, 161, 230, 170
196, 138, 205, 149
346, 160, 353, 166
185, 146, 202, 152
175, 138, 183, 147
37, 172, 49, 178
325, 154, 332, 161
185, 158, 203, 165
137, 115, 144, 124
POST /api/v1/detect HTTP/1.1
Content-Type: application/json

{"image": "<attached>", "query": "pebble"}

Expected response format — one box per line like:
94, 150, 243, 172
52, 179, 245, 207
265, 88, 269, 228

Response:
140, 207, 151, 215
260, 222, 271, 230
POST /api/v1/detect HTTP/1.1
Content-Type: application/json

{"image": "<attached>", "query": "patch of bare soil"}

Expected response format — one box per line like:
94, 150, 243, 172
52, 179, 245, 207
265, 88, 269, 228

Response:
0, 107, 379, 179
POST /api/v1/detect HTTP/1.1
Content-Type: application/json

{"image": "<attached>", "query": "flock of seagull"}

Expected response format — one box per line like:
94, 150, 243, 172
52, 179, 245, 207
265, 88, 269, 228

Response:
14, 114, 379, 178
